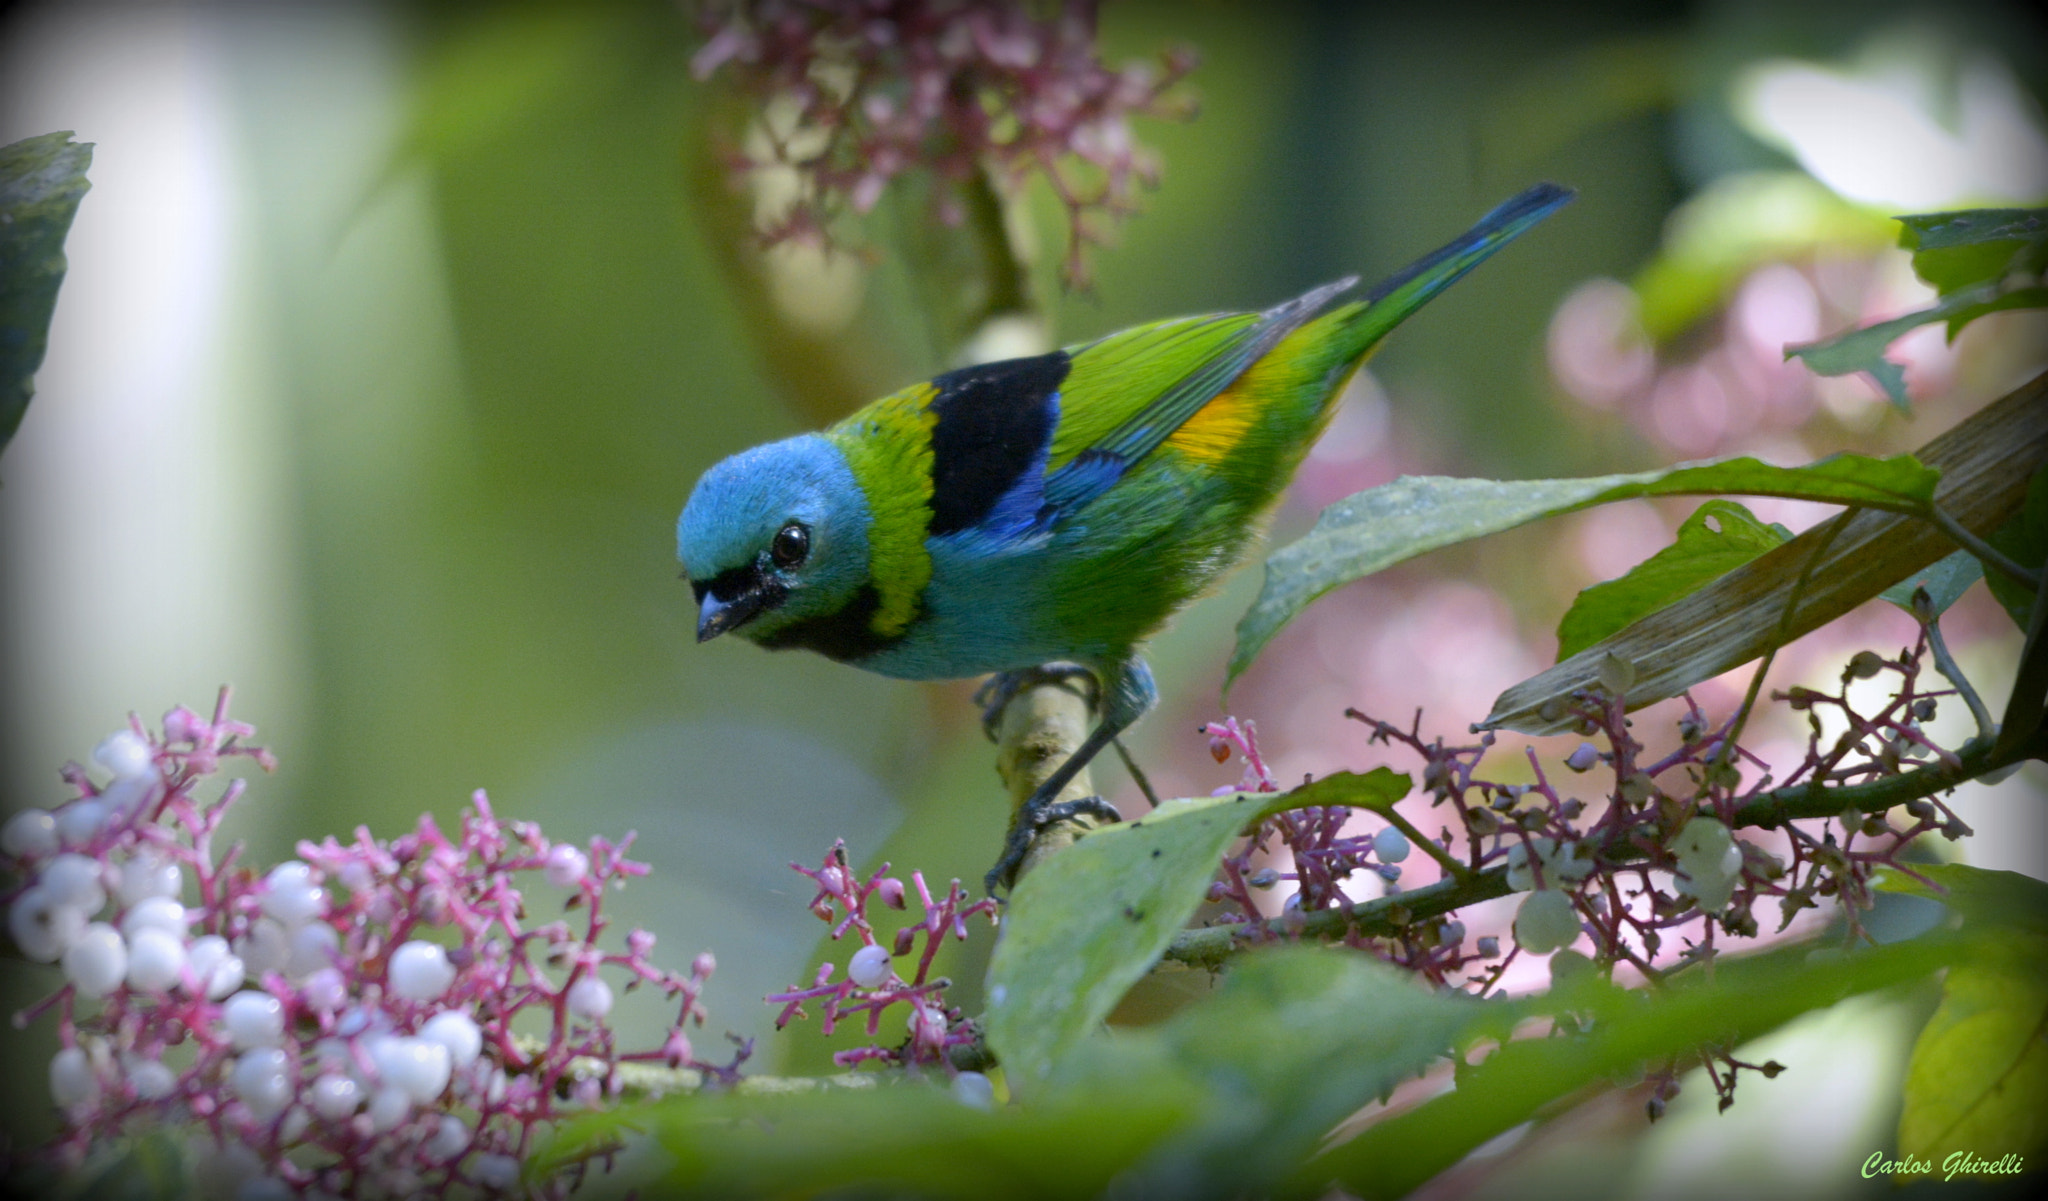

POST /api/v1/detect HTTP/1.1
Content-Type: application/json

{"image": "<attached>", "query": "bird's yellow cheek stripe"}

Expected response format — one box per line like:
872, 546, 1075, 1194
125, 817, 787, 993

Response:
827, 384, 937, 637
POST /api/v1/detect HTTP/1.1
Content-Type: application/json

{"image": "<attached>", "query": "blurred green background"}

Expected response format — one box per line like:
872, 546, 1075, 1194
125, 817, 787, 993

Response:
3, 1, 2044, 1190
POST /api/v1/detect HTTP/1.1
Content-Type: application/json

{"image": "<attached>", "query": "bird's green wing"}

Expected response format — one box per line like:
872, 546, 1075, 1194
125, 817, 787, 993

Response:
1041, 277, 1358, 513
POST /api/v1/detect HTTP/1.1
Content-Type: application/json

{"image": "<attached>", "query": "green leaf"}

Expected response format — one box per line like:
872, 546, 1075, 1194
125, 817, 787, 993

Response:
1879, 548, 1984, 617
1486, 380, 2043, 735
1874, 862, 2048, 936
1986, 463, 2048, 631
546, 1077, 1196, 1200
545, 947, 1470, 1201
1557, 500, 1789, 662
1784, 285, 1999, 412
1304, 934, 1968, 1200
1780, 209, 2048, 410
1940, 285, 2048, 340
0, 131, 93, 454
985, 770, 1410, 1088
1076, 949, 1486, 1201
1897, 932, 2048, 1166
1898, 207, 2048, 296
1230, 454, 1940, 686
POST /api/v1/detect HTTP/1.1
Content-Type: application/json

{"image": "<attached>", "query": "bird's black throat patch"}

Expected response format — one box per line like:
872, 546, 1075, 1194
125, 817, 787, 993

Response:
925, 351, 1068, 537
754, 582, 899, 663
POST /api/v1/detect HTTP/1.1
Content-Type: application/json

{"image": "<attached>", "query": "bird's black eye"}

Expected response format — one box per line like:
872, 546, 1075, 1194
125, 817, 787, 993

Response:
770, 522, 810, 569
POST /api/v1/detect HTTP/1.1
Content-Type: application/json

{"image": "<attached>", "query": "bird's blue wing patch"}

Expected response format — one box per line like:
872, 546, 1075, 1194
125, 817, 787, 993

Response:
1037, 447, 1129, 514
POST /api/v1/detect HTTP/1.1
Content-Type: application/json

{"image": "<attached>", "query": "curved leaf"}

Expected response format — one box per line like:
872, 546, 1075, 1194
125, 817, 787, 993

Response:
1557, 499, 1789, 661
1880, 548, 1983, 617
1898, 207, 2048, 296
985, 770, 1410, 1088
1785, 285, 2002, 411
1230, 453, 1938, 686
1305, 935, 1967, 1201
1879, 866, 2048, 1166
1, 131, 93, 453
1486, 375, 2046, 735
1083, 949, 1483, 1201
1897, 935, 2048, 1166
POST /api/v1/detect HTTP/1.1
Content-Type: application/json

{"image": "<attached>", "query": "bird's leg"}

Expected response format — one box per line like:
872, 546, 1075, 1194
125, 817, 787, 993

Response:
985, 658, 1156, 895
975, 663, 1098, 742
1111, 737, 1161, 810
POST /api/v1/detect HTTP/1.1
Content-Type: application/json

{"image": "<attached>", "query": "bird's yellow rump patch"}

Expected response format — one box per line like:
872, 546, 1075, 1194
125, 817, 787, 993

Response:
1164, 385, 1257, 465
827, 383, 938, 637
1163, 318, 1334, 465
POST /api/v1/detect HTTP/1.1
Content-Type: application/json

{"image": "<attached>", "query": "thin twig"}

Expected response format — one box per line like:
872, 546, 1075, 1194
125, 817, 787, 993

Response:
1927, 504, 2039, 588
1924, 617, 1998, 739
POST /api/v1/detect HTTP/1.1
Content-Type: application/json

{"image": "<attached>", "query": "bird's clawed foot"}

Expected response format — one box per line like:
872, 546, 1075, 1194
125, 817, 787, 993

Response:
974, 663, 1098, 742
984, 792, 1123, 896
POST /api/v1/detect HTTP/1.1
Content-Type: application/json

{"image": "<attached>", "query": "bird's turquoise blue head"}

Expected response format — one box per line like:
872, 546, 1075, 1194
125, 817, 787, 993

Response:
677, 434, 873, 646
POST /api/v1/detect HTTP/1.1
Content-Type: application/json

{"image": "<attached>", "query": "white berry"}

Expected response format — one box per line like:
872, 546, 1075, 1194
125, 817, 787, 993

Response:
301, 967, 347, 1013
420, 1010, 483, 1068
309, 1073, 360, 1120
388, 940, 456, 1001
2, 809, 59, 859
952, 1070, 995, 1109
544, 844, 590, 888
116, 853, 184, 906
567, 976, 613, 1020
847, 944, 893, 989
371, 1035, 451, 1103
236, 918, 290, 978
127, 1058, 178, 1100
1372, 826, 1412, 863
63, 923, 128, 997
121, 895, 188, 940
286, 921, 339, 980
50, 1046, 99, 1108
94, 730, 157, 781
1513, 889, 1581, 955
230, 1047, 293, 1119
10, 885, 86, 963
187, 935, 245, 998
473, 1154, 520, 1190
55, 799, 109, 849
125, 928, 187, 992
223, 990, 286, 1049
366, 1084, 412, 1131
261, 861, 326, 927
41, 853, 108, 915
429, 1114, 470, 1161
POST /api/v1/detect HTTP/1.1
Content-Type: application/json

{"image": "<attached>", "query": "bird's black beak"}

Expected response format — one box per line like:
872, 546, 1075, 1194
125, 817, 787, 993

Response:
696, 588, 772, 642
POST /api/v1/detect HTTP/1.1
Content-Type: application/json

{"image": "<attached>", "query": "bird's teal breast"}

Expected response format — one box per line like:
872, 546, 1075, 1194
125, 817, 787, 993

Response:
852, 532, 1110, 680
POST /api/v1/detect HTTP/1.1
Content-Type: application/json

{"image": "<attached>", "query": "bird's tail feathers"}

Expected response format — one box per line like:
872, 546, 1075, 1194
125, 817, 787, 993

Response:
1346, 182, 1575, 353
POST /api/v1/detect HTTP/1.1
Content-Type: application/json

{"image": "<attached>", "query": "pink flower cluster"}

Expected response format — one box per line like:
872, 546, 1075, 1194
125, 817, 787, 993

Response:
1202, 718, 1419, 930
767, 841, 995, 1071
3, 689, 729, 1198
691, 0, 1197, 284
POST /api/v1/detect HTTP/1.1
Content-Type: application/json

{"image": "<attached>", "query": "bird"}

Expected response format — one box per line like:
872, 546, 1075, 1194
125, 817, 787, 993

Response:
679, 182, 1574, 892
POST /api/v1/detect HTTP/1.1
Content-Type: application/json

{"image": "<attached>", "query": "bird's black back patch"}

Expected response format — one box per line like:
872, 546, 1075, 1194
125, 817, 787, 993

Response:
925, 351, 1068, 537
